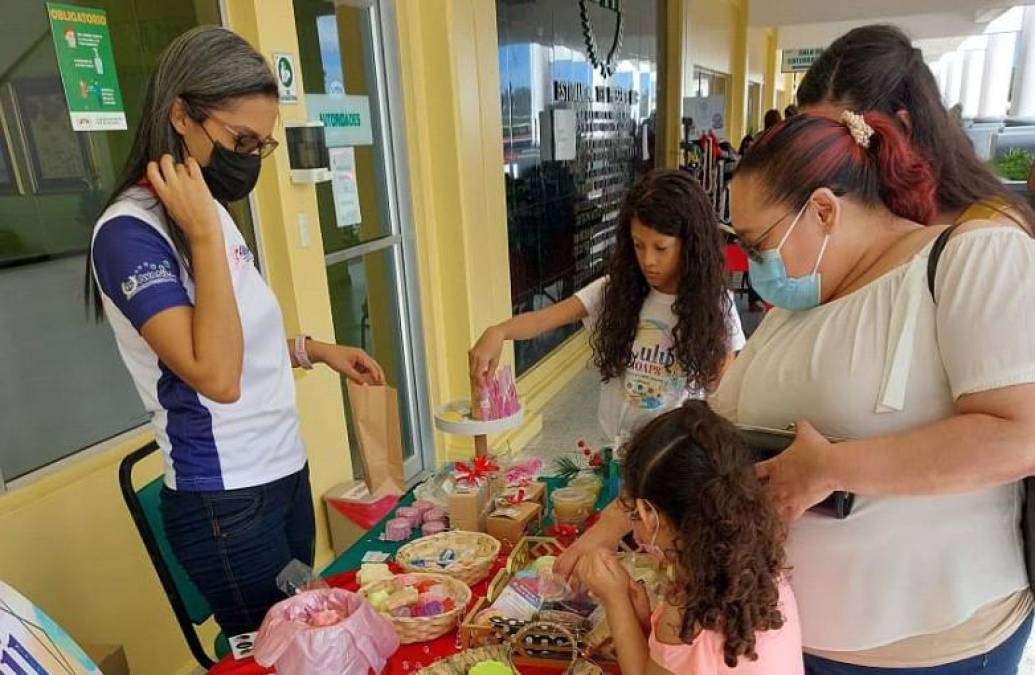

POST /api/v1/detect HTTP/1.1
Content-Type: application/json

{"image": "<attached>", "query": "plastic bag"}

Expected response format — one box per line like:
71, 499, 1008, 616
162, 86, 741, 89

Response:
254, 588, 399, 675
276, 560, 330, 597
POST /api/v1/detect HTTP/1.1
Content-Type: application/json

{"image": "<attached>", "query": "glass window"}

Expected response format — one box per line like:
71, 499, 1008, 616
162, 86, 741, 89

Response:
0, 1, 252, 482
497, 0, 661, 374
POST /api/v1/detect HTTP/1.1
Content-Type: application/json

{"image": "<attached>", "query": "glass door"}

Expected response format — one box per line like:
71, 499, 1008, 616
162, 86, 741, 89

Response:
293, 0, 431, 483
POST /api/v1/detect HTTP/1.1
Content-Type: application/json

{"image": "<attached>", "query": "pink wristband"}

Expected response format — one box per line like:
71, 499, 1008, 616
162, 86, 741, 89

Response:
294, 334, 314, 370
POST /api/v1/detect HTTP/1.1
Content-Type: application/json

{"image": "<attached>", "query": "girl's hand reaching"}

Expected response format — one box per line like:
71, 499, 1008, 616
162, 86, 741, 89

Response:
577, 549, 631, 606
469, 325, 504, 388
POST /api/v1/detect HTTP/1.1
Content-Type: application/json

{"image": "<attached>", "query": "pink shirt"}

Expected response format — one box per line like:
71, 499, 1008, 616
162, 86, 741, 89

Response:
648, 579, 804, 674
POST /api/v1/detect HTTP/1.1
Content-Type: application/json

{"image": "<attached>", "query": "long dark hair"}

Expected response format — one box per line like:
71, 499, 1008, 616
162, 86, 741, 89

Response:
797, 24, 1035, 229
620, 401, 788, 667
591, 169, 730, 389
84, 26, 277, 319
736, 112, 938, 225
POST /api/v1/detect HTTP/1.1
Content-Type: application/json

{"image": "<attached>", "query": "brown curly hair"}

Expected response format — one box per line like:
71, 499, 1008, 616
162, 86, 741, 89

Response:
620, 401, 788, 667
590, 169, 730, 389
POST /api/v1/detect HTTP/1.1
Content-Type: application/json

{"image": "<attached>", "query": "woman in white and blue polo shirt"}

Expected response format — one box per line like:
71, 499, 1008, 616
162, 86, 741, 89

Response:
87, 27, 383, 639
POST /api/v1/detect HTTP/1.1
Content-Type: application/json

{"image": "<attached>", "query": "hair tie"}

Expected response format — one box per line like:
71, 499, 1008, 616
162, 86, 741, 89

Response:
840, 110, 874, 149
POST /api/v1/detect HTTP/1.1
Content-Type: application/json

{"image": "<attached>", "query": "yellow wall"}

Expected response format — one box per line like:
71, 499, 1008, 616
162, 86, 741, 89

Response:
689, 0, 738, 74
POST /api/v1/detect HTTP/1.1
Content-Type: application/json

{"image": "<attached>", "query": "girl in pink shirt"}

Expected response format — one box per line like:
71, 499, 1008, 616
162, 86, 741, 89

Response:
578, 401, 804, 675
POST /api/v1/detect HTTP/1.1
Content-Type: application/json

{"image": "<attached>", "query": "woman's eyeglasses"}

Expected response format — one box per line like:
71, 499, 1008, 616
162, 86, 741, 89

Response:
204, 116, 279, 158
734, 209, 794, 262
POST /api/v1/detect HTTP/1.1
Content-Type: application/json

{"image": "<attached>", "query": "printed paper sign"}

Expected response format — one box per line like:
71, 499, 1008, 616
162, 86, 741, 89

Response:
273, 53, 298, 104
307, 94, 374, 147
46, 3, 127, 131
329, 146, 362, 229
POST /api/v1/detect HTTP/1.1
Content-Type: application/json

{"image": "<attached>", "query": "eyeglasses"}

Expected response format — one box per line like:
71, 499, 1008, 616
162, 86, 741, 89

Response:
734, 209, 796, 262
202, 116, 279, 158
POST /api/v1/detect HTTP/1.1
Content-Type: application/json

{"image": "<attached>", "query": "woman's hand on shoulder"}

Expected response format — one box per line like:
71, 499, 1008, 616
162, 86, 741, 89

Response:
147, 154, 220, 242
755, 419, 839, 521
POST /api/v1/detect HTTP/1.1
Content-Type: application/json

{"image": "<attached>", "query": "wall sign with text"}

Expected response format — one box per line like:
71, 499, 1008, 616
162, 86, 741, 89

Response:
781, 47, 825, 73
46, 3, 126, 131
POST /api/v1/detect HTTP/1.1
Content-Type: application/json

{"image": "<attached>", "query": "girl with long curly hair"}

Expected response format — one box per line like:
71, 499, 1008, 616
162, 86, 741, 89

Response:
578, 401, 803, 675
469, 169, 744, 445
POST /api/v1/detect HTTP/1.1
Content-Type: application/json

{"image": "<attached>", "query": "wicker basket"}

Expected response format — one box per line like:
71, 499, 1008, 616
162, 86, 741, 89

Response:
360, 572, 472, 644
397, 530, 501, 586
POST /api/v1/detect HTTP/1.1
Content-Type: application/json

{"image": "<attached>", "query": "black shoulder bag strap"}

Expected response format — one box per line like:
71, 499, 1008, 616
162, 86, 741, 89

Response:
926, 222, 1035, 590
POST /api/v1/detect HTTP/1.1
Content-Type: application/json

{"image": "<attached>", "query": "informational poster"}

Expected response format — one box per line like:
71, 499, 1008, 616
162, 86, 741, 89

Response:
0, 580, 100, 674
46, 3, 126, 131
307, 94, 374, 147
683, 95, 727, 140
272, 53, 298, 104
329, 147, 362, 229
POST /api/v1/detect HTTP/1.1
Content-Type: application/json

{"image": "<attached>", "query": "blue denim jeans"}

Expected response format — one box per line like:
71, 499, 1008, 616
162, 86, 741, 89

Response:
804, 613, 1034, 675
160, 465, 316, 637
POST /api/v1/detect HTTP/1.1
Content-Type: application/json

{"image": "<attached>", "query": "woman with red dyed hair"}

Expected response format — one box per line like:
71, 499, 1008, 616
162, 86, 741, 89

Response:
713, 111, 1035, 674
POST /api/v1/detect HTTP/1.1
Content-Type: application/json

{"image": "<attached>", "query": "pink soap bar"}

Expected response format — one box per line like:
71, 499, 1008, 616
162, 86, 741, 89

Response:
396, 507, 423, 528
411, 500, 436, 516
423, 507, 447, 523
421, 520, 447, 536
384, 517, 412, 542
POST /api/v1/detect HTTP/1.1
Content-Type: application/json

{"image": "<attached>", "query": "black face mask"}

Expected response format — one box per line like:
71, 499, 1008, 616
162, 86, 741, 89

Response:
201, 139, 261, 203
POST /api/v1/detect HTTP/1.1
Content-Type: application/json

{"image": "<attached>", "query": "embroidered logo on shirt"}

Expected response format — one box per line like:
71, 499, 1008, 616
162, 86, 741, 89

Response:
121, 260, 177, 300
231, 244, 254, 267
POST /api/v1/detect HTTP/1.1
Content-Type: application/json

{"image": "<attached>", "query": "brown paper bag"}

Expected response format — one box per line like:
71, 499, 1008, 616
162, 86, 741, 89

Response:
346, 381, 405, 496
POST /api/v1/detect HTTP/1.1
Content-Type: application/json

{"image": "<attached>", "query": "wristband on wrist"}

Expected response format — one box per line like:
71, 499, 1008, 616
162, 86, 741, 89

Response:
294, 334, 314, 370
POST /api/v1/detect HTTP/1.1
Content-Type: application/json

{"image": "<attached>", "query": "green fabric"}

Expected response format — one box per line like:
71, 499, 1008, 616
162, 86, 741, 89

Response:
136, 478, 213, 625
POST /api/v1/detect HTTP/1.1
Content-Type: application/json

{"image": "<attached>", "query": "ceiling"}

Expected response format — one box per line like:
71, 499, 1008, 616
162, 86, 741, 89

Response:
752, 0, 1022, 52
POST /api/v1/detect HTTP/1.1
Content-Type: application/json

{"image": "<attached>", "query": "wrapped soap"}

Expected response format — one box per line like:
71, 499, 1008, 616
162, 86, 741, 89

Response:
358, 563, 394, 587
384, 518, 412, 542
412, 499, 436, 516
368, 589, 391, 610
390, 606, 412, 618
385, 587, 419, 611
422, 520, 447, 536
423, 507, 447, 523
419, 599, 444, 616
396, 506, 423, 528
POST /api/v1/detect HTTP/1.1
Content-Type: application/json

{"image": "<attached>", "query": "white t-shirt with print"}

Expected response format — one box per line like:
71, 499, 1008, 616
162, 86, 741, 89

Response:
575, 277, 745, 443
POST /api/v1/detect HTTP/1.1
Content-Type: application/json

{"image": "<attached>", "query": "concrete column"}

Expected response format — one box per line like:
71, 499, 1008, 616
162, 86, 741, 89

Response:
944, 51, 965, 108
960, 48, 986, 119
1010, 6, 1035, 121
978, 31, 1017, 120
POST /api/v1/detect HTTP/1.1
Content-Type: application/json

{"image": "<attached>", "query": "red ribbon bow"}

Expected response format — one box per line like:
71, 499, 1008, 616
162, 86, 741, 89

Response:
505, 488, 526, 505
454, 456, 500, 484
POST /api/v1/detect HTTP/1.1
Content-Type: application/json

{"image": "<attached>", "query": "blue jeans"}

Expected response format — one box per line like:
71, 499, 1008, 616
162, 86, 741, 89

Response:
161, 465, 316, 637
804, 613, 1034, 675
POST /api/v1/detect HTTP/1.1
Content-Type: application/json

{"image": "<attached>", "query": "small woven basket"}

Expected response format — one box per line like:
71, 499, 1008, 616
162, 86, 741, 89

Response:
397, 530, 501, 586
359, 573, 472, 644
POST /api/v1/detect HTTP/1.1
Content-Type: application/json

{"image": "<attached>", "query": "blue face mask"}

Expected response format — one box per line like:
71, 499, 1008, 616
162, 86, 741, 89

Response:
748, 202, 830, 311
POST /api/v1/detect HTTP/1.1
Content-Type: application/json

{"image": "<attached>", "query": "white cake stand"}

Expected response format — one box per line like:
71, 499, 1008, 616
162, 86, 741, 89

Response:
433, 399, 523, 457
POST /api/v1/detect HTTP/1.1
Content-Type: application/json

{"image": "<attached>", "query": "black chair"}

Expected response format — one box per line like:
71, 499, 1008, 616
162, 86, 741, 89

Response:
118, 442, 219, 669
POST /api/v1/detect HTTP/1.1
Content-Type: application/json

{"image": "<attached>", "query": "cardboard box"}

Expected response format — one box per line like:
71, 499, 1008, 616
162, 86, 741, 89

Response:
501, 481, 545, 506
82, 644, 129, 675
486, 502, 543, 547
449, 479, 492, 532
324, 481, 399, 556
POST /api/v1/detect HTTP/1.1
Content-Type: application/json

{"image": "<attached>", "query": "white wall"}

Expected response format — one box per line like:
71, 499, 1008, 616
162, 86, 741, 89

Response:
689, 0, 738, 74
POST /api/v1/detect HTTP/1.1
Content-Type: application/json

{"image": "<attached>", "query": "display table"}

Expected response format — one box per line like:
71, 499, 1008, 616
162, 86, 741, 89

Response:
209, 471, 617, 674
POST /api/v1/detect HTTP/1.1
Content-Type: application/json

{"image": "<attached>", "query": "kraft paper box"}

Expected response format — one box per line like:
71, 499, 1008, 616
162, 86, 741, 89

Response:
449, 479, 491, 532
502, 481, 545, 506
83, 644, 129, 675
324, 480, 399, 556
486, 502, 543, 547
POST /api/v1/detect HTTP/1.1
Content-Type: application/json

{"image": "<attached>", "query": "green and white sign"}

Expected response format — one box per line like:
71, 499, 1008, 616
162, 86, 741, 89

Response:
307, 94, 373, 147
46, 3, 126, 131
273, 52, 298, 104
781, 47, 825, 73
